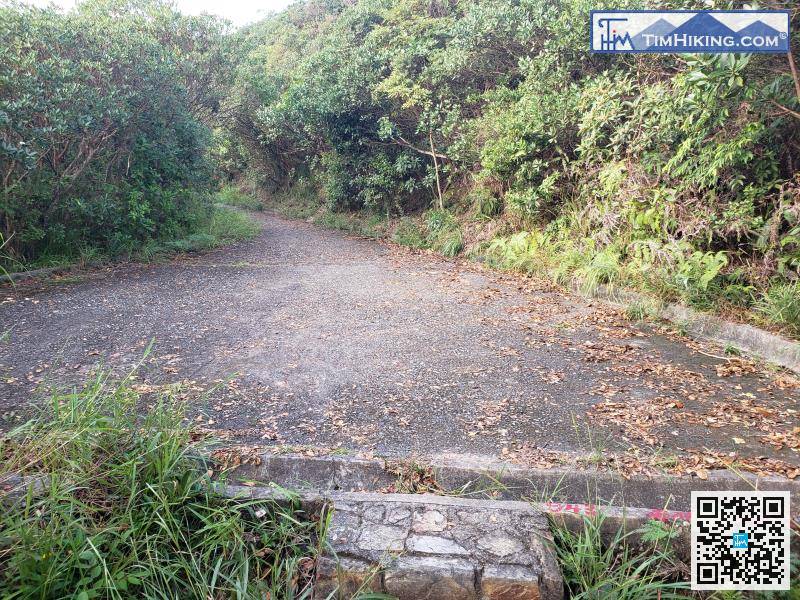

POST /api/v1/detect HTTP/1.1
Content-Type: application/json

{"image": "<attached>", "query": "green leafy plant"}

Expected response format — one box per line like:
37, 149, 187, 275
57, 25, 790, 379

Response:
0, 366, 323, 599
551, 512, 688, 599
757, 282, 800, 335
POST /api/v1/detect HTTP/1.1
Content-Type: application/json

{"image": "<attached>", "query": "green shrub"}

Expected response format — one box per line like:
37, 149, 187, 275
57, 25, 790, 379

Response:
132, 207, 259, 261
0, 2, 227, 265
485, 231, 552, 275
625, 299, 660, 323
667, 250, 729, 309
217, 186, 264, 211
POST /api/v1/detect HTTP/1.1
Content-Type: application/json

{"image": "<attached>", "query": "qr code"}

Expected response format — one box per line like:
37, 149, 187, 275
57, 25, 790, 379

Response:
691, 491, 790, 590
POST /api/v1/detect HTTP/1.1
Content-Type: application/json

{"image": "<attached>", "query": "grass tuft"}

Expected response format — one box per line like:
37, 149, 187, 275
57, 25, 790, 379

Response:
136, 205, 260, 261
551, 512, 688, 599
0, 365, 322, 599
425, 210, 464, 257
392, 219, 429, 249
207, 205, 262, 244
757, 282, 800, 336
217, 185, 264, 211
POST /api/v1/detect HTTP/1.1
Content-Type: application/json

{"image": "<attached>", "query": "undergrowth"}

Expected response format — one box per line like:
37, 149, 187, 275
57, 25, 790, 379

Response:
481, 228, 800, 339
266, 180, 388, 239
0, 366, 323, 599
217, 186, 265, 211
9, 205, 262, 271
133, 204, 261, 262
424, 210, 463, 257
757, 282, 800, 337
551, 513, 688, 599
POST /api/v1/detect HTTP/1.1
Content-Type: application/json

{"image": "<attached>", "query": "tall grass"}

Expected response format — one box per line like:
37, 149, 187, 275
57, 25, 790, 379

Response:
551, 513, 688, 599
138, 205, 261, 261
217, 186, 265, 211
757, 282, 800, 336
0, 367, 322, 599
425, 210, 463, 257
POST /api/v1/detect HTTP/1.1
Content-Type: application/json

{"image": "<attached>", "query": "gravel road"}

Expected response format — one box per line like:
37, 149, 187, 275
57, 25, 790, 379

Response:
2, 212, 797, 475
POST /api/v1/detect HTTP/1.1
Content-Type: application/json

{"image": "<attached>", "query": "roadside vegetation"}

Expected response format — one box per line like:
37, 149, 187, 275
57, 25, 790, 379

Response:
2, 371, 790, 600
0, 0, 243, 272
3, 0, 797, 335
135, 204, 261, 262
221, 0, 800, 338
0, 367, 325, 599
552, 515, 688, 599
552, 512, 799, 599
217, 185, 265, 212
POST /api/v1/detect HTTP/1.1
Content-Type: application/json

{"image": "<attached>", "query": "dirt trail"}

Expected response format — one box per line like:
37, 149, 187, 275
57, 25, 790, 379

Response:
1, 213, 797, 477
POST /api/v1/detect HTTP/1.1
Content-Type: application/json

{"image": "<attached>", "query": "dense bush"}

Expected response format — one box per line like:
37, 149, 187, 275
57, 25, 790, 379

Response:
0, 0, 232, 265
224, 0, 799, 332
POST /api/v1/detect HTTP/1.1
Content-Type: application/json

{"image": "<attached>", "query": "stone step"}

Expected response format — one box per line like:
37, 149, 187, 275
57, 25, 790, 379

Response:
226, 450, 800, 512
313, 492, 563, 600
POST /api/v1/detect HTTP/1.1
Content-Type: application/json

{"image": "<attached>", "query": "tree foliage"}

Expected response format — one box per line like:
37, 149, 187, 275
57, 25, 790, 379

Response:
0, 0, 232, 263
225, 0, 800, 327
2, 0, 799, 329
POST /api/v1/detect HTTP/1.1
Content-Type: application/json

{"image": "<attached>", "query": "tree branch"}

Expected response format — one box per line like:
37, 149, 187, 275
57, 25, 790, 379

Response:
770, 100, 800, 121
394, 135, 449, 161
788, 48, 800, 103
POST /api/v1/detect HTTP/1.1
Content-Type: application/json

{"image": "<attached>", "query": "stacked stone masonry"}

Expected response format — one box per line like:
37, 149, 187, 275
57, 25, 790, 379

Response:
314, 492, 564, 600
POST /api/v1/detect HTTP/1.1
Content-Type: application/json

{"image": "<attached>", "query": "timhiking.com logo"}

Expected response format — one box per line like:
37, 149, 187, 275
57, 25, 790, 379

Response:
591, 10, 790, 53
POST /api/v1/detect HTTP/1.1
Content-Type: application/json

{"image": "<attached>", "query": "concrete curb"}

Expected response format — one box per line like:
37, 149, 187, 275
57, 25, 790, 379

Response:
223, 451, 800, 514
222, 486, 565, 599
1, 265, 70, 284
583, 283, 800, 373
220, 453, 800, 570
220, 484, 694, 568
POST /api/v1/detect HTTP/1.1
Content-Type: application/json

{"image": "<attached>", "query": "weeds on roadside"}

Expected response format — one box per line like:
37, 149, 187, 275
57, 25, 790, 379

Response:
0, 367, 322, 599
551, 512, 688, 599
425, 210, 464, 257
757, 282, 800, 336
625, 299, 660, 323
138, 205, 260, 261
392, 219, 429, 249
217, 185, 264, 211
724, 344, 742, 356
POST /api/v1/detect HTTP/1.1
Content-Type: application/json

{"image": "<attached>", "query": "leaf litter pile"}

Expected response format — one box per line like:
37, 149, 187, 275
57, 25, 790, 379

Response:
573, 307, 799, 480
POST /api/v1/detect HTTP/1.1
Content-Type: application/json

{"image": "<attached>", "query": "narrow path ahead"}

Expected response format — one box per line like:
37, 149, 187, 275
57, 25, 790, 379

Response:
2, 213, 797, 476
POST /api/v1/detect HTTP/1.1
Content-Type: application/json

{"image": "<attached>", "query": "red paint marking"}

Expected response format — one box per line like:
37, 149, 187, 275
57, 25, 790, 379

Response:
647, 508, 690, 523
542, 503, 690, 523
543, 502, 597, 517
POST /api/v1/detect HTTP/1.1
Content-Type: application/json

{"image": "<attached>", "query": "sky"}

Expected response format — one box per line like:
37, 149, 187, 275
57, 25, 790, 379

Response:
23, 0, 296, 27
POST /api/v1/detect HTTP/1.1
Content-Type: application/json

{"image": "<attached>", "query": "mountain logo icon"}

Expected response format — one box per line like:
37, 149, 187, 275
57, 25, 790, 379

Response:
591, 10, 790, 54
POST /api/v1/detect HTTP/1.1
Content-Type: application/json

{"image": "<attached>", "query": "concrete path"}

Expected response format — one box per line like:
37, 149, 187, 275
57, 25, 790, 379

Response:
1, 213, 797, 478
